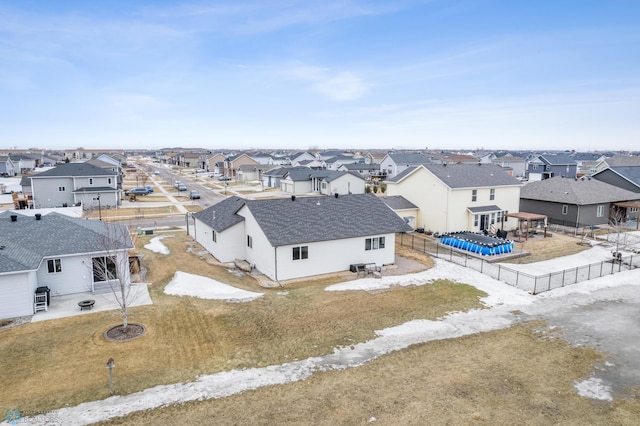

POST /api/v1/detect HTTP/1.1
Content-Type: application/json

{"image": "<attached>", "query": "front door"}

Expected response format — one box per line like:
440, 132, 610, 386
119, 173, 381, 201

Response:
480, 214, 489, 231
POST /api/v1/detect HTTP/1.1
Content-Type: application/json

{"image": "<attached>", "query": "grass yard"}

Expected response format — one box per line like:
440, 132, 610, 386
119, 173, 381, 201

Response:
0, 232, 484, 416
101, 322, 639, 426
505, 232, 591, 264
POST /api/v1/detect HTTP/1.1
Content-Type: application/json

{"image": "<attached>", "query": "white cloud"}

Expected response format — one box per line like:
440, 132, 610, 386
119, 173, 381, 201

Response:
286, 65, 370, 101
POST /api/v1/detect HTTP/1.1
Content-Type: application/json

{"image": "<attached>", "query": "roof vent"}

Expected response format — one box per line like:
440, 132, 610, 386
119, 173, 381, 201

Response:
291, 195, 296, 201
35, 213, 42, 220
10, 215, 17, 222
334, 193, 339, 198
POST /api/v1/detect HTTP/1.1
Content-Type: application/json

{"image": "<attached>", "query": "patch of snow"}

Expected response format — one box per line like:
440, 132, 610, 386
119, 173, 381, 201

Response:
574, 377, 613, 401
144, 236, 170, 255
164, 271, 263, 302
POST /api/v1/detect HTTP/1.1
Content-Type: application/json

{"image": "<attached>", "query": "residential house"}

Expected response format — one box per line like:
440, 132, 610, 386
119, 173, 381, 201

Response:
0, 212, 133, 320
520, 176, 640, 228
325, 155, 361, 171
190, 194, 412, 282
236, 164, 277, 182
224, 154, 260, 179
442, 154, 479, 165
338, 163, 381, 180
279, 169, 365, 195
592, 166, 640, 193
363, 151, 387, 165
490, 154, 526, 178
261, 166, 308, 189
380, 196, 420, 229
8, 154, 39, 173
29, 163, 120, 209
206, 153, 227, 175
385, 163, 522, 233
0, 155, 16, 176
593, 155, 640, 173
379, 153, 434, 180
289, 151, 317, 165
527, 154, 577, 181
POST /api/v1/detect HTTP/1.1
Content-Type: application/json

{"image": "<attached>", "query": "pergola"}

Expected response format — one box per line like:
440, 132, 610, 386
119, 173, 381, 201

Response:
612, 201, 640, 230
504, 212, 549, 240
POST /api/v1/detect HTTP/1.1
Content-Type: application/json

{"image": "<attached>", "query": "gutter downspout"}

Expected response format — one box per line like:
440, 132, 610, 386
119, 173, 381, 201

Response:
576, 204, 581, 230
274, 246, 278, 282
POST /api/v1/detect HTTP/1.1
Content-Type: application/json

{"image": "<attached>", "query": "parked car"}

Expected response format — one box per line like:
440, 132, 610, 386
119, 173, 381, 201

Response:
174, 181, 182, 188
189, 190, 200, 199
218, 176, 231, 181
177, 184, 187, 191
124, 187, 150, 196
144, 186, 154, 193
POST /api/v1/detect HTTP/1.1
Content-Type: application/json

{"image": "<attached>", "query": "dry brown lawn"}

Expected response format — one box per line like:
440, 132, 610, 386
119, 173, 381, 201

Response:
4, 232, 638, 424
102, 322, 639, 426
506, 232, 591, 264
0, 232, 483, 416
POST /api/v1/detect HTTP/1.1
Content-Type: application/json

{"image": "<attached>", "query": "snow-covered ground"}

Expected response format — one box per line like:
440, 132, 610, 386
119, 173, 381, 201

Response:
165, 271, 263, 302
144, 236, 170, 255
9, 249, 640, 425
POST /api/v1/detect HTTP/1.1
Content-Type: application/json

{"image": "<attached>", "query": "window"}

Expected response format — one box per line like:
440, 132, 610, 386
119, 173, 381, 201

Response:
212, 230, 217, 242
108, 178, 112, 185
491, 213, 496, 224
247, 235, 253, 248
92, 256, 117, 282
471, 190, 477, 202
489, 188, 495, 200
474, 215, 478, 227
562, 205, 568, 215
596, 205, 604, 217
47, 259, 62, 274
365, 237, 386, 250
89, 178, 94, 185
58, 186, 66, 192
292, 246, 308, 260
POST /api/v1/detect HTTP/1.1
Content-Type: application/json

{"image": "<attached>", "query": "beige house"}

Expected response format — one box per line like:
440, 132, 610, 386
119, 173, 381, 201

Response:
224, 154, 260, 178
385, 163, 522, 234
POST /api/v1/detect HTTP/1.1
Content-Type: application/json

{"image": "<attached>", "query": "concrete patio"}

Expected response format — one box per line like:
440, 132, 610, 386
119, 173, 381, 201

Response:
31, 283, 153, 322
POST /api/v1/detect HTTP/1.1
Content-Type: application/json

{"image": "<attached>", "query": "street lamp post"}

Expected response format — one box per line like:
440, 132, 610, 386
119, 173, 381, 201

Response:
93, 194, 102, 221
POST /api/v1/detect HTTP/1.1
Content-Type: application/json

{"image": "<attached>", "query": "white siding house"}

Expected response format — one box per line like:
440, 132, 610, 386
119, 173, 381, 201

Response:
191, 194, 412, 282
386, 163, 522, 234
0, 212, 133, 320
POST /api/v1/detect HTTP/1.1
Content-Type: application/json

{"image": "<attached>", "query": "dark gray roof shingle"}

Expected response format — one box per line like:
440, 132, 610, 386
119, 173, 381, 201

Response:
520, 176, 640, 204
195, 194, 412, 247
0, 212, 133, 274
29, 162, 117, 178
381, 196, 418, 210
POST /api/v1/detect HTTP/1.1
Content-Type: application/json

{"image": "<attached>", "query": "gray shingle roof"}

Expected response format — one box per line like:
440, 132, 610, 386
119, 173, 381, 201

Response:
389, 164, 521, 188
381, 196, 418, 210
0, 212, 133, 274
387, 153, 433, 165
192, 196, 246, 232
425, 163, 521, 188
604, 156, 640, 167
29, 162, 117, 178
539, 154, 577, 165
195, 194, 412, 247
520, 176, 640, 204
468, 205, 502, 213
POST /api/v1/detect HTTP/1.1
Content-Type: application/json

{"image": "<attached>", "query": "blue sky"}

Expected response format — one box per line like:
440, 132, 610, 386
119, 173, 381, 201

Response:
1, 0, 639, 151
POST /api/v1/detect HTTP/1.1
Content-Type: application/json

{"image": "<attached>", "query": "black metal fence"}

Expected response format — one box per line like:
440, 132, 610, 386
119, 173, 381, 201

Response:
398, 233, 640, 294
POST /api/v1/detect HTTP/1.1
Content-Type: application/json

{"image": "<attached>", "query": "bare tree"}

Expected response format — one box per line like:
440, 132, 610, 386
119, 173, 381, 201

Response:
87, 221, 138, 330
609, 206, 628, 259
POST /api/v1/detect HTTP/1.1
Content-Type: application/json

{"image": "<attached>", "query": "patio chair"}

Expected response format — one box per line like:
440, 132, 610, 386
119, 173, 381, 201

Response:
34, 293, 48, 313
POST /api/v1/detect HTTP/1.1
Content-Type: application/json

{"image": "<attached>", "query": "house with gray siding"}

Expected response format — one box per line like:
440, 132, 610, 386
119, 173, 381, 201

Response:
592, 167, 640, 193
519, 176, 640, 228
29, 163, 120, 209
